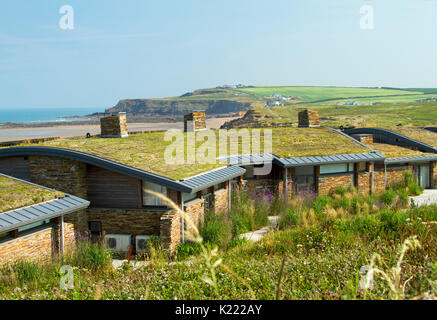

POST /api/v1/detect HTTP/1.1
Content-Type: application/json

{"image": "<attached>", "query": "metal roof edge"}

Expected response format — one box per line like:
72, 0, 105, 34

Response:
0, 147, 193, 193
344, 127, 437, 154
0, 195, 90, 234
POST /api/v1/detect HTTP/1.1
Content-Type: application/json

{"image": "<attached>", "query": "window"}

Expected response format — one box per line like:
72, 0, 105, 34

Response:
215, 182, 226, 191
18, 219, 50, 233
320, 163, 350, 175
357, 162, 367, 172
89, 221, 102, 237
182, 192, 198, 203
243, 166, 254, 179
143, 181, 167, 206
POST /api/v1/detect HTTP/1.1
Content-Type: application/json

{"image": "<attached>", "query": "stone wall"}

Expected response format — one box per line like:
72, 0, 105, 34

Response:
87, 208, 167, 237
100, 113, 128, 138
184, 199, 204, 236
29, 156, 88, 232
184, 112, 206, 132
358, 172, 372, 194
0, 215, 77, 265
215, 188, 229, 214
373, 169, 387, 193
386, 166, 413, 187
0, 228, 54, 264
318, 174, 353, 196
160, 212, 181, 252
298, 109, 320, 127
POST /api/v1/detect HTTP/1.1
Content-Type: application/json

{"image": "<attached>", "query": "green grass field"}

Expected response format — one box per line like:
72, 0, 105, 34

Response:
235, 86, 426, 103
242, 100, 437, 127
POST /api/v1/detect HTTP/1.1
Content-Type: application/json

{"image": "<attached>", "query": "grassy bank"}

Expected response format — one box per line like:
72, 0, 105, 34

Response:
0, 183, 435, 300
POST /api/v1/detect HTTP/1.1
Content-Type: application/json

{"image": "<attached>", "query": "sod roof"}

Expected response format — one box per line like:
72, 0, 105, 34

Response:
0, 176, 64, 214
371, 143, 434, 159
5, 128, 369, 180
383, 127, 437, 148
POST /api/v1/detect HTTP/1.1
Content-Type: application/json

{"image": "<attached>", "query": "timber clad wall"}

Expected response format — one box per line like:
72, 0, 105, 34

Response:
87, 165, 142, 208
0, 157, 30, 181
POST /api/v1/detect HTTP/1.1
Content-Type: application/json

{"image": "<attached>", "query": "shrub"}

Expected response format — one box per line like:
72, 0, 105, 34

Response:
379, 189, 396, 206
6, 260, 44, 285
313, 195, 331, 216
396, 188, 409, 207
278, 208, 299, 230
67, 240, 112, 272
177, 242, 203, 260
200, 211, 233, 248
230, 190, 270, 236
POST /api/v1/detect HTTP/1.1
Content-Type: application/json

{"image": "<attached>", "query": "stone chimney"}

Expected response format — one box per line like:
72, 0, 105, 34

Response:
351, 134, 373, 147
298, 109, 320, 128
100, 112, 128, 138
184, 111, 206, 132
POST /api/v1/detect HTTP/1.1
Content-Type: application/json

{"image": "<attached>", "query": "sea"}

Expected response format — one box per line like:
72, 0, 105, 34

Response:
0, 107, 103, 124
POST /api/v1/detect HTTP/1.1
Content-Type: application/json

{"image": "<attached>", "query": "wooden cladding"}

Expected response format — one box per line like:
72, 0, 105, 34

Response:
86, 165, 142, 208
0, 157, 30, 181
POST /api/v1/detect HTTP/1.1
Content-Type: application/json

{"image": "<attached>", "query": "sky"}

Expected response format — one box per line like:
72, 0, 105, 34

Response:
0, 0, 436, 110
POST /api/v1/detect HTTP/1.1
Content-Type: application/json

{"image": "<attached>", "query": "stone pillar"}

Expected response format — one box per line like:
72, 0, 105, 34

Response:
298, 110, 320, 128
160, 211, 181, 252
184, 112, 206, 132
100, 112, 128, 138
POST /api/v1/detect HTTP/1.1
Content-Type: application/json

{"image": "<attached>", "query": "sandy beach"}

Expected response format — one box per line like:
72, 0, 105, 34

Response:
0, 117, 238, 142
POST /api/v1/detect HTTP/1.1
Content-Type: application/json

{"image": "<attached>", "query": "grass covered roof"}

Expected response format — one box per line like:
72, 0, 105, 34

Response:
0, 176, 63, 214
7, 127, 369, 180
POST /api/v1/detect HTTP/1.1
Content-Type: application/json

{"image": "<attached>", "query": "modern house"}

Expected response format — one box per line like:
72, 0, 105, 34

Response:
0, 112, 244, 253
0, 174, 89, 264
2, 109, 437, 257
345, 127, 437, 190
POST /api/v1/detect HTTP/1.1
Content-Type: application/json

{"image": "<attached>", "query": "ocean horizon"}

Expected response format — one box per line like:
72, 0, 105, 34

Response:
0, 107, 104, 124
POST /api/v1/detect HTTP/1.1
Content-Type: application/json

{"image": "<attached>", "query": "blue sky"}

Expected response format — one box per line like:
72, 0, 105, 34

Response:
0, 0, 436, 109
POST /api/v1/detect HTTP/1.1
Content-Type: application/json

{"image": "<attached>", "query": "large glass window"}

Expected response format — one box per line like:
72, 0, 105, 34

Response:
143, 181, 167, 206
182, 192, 198, 203
320, 163, 349, 175
18, 219, 50, 233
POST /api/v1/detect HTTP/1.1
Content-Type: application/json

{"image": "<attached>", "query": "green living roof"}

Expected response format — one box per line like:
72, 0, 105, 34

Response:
371, 143, 434, 159
383, 126, 437, 148
0, 176, 64, 214
8, 127, 369, 180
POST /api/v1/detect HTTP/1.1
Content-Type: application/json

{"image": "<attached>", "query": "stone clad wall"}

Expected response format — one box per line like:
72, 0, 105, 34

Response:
214, 188, 229, 214
318, 174, 353, 196
29, 156, 88, 233
100, 113, 128, 138
386, 167, 412, 187
184, 112, 206, 132
184, 199, 205, 236
160, 212, 181, 252
0, 215, 77, 265
298, 109, 320, 127
86, 208, 166, 237
0, 228, 53, 264
373, 169, 386, 193
358, 172, 371, 194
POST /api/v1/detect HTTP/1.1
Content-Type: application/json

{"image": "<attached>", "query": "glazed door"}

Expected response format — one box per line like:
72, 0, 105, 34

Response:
419, 165, 430, 189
